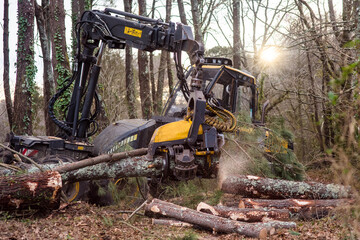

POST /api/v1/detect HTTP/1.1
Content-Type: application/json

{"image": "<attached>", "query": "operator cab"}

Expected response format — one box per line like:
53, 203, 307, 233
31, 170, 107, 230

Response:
163, 57, 257, 121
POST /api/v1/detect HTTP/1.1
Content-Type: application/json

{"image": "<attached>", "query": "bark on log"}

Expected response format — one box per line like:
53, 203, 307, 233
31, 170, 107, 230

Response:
0, 171, 61, 210
239, 198, 354, 209
54, 148, 148, 173
221, 175, 351, 199
59, 155, 164, 182
0, 155, 165, 183
145, 198, 273, 239
238, 198, 354, 220
197, 202, 290, 222
152, 218, 193, 227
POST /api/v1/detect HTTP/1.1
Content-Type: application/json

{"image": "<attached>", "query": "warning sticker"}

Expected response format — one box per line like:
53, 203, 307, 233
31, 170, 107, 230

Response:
124, 27, 142, 38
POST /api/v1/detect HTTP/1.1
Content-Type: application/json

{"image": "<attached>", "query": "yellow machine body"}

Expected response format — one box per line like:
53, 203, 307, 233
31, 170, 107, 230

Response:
151, 120, 203, 143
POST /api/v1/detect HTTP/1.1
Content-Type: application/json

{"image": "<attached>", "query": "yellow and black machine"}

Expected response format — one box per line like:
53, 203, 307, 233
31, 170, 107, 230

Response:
7, 8, 292, 201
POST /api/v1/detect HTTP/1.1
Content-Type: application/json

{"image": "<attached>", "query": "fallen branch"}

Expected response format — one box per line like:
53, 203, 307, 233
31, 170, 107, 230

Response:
221, 175, 351, 199
197, 202, 290, 222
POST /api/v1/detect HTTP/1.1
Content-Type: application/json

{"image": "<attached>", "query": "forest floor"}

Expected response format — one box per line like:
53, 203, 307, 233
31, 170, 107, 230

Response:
0, 167, 357, 239
0, 193, 356, 240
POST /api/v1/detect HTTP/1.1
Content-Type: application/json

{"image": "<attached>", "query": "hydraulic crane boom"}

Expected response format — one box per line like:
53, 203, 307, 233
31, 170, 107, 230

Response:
49, 8, 204, 140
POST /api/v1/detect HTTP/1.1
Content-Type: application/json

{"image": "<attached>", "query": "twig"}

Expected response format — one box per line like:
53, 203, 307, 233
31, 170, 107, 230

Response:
116, 210, 144, 216
13, 154, 23, 163
127, 200, 147, 221
136, 177, 146, 200
0, 143, 44, 172
0, 162, 22, 172
119, 220, 158, 238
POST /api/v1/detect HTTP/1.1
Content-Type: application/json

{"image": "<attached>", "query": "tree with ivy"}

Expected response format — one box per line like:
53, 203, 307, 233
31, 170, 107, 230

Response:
49, 0, 71, 118
13, 0, 37, 135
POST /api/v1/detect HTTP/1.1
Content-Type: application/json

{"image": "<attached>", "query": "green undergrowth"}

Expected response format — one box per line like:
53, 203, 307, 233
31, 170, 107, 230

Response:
160, 179, 223, 209
224, 112, 305, 181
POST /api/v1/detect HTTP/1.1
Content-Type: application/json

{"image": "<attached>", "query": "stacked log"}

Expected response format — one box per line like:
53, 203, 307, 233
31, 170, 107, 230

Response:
220, 175, 353, 220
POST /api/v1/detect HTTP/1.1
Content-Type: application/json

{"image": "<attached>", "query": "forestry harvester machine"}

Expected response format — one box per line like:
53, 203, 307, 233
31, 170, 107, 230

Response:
6, 8, 291, 201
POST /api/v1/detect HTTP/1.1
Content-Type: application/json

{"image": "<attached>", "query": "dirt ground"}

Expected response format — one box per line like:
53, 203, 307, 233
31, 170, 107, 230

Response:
0, 200, 355, 240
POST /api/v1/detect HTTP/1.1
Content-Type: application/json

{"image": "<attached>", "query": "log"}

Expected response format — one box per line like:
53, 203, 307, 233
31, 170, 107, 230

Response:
238, 198, 354, 209
60, 155, 164, 182
0, 171, 62, 210
145, 198, 291, 239
237, 198, 354, 220
54, 148, 148, 173
1, 155, 165, 183
152, 218, 193, 227
196, 202, 290, 222
221, 175, 351, 199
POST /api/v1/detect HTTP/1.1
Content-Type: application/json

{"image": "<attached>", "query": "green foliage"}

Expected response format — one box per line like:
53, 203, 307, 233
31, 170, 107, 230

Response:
205, 46, 232, 57
162, 179, 221, 209
231, 112, 305, 181
16, 13, 38, 133
53, 30, 71, 118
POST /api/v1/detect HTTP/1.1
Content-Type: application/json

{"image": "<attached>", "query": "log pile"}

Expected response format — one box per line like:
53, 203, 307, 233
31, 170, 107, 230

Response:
220, 175, 353, 220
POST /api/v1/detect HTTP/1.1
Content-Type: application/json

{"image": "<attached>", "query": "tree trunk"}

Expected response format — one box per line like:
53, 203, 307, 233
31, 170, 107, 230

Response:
165, 0, 173, 94
124, 0, 137, 119
3, 0, 12, 130
13, 0, 36, 135
155, 51, 167, 113
197, 202, 290, 222
190, 0, 203, 43
0, 154, 165, 183
71, 0, 86, 61
221, 175, 351, 199
49, 0, 71, 117
167, 52, 174, 94
0, 171, 61, 210
145, 198, 268, 238
138, 0, 153, 119
35, 1, 57, 136
232, 0, 241, 69
149, 0, 156, 108
177, 0, 188, 25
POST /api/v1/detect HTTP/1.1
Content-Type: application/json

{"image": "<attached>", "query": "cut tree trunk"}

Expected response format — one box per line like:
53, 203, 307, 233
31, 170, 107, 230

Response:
145, 199, 296, 239
0, 151, 164, 183
238, 198, 354, 220
221, 175, 351, 199
0, 171, 61, 210
197, 202, 290, 222
239, 198, 355, 209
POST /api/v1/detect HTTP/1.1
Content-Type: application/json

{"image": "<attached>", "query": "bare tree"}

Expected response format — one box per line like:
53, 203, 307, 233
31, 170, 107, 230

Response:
35, 0, 57, 135
3, 0, 12, 130
138, 0, 153, 118
232, 0, 241, 69
155, 0, 172, 113
124, 0, 138, 119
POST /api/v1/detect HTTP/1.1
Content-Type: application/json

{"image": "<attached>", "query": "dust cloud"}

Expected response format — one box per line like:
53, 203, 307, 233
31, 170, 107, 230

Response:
218, 143, 250, 188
